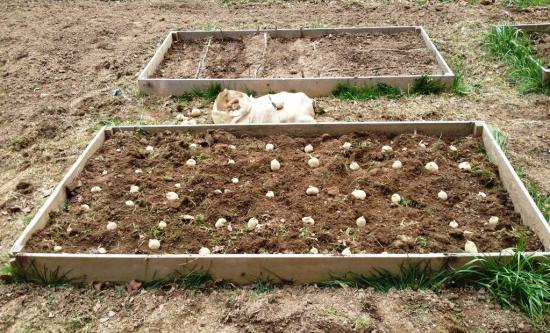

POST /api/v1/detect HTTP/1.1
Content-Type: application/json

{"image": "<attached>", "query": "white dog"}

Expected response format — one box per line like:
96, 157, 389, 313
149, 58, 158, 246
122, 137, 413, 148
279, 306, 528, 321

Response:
211, 89, 316, 124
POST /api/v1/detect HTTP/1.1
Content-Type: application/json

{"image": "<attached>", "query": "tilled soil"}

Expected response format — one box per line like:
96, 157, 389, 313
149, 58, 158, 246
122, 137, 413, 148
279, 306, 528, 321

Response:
26, 130, 542, 255
155, 31, 441, 78
531, 32, 550, 66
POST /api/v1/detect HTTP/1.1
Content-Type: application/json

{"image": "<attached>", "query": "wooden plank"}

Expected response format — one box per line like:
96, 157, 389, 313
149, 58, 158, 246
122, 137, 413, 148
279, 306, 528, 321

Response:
418, 26, 454, 78
14, 252, 550, 284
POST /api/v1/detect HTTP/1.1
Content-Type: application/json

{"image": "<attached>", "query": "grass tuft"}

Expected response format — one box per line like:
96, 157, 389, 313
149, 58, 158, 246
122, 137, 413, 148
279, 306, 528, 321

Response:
484, 26, 549, 95
454, 252, 550, 322
175, 83, 222, 102
451, 67, 473, 96
332, 83, 402, 100
411, 75, 445, 95
144, 270, 212, 290
251, 278, 275, 294
1, 262, 26, 284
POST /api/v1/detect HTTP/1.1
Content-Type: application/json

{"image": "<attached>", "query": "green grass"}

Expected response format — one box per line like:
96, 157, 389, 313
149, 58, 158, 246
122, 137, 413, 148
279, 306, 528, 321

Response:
505, 0, 550, 7
332, 75, 446, 101
451, 67, 474, 96
484, 26, 549, 95
455, 252, 550, 323
251, 278, 275, 294
174, 83, 222, 102
144, 270, 212, 290
1, 261, 26, 284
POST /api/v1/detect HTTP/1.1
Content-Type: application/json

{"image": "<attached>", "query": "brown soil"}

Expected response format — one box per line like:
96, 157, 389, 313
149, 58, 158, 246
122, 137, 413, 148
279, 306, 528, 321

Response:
531, 32, 550, 66
155, 31, 441, 79
26, 130, 542, 255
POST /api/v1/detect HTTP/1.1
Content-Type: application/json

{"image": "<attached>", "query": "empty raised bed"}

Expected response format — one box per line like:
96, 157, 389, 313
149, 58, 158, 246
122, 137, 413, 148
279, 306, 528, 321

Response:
138, 27, 454, 97
10, 122, 550, 284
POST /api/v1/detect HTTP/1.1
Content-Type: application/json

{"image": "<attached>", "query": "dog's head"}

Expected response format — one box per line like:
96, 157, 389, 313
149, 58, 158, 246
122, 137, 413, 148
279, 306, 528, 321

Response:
211, 89, 252, 124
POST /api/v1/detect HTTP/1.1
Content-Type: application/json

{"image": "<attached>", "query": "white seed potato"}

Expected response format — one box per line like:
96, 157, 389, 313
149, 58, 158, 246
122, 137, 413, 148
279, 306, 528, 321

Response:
190, 108, 202, 117
478, 192, 487, 198
106, 222, 118, 231
224, 189, 231, 194
449, 145, 458, 152
214, 189, 223, 194
342, 142, 352, 150
231, 177, 239, 184
341, 247, 352, 255
186, 158, 197, 167
424, 161, 439, 172
125, 200, 135, 207
418, 141, 426, 149
80, 204, 90, 211
135, 168, 143, 174
228, 159, 235, 165
53, 245, 63, 252
310, 247, 319, 254
438, 190, 448, 201
351, 189, 366, 200
392, 160, 402, 169
356, 216, 367, 228
102, 170, 108, 175
489, 216, 499, 225
381, 145, 393, 153
175, 183, 181, 189
215, 218, 227, 229
158, 221, 167, 229
228, 144, 236, 150
266, 191, 275, 198
198, 247, 211, 255
182, 215, 195, 221
129, 185, 139, 193
308, 157, 320, 168
98, 247, 107, 254
464, 240, 478, 254
391, 193, 401, 204
306, 186, 320, 196
189, 143, 199, 149
302, 216, 315, 225
91, 186, 102, 193
247, 217, 259, 230
458, 161, 472, 171
349, 162, 360, 171
304, 144, 314, 153
148, 239, 161, 250
166, 192, 179, 201
265, 143, 275, 151
145, 145, 154, 153
270, 159, 281, 171
449, 220, 459, 228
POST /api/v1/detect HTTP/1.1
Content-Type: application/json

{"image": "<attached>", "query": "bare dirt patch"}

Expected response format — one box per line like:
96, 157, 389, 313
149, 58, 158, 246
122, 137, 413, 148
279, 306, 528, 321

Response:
26, 130, 541, 254
155, 31, 441, 79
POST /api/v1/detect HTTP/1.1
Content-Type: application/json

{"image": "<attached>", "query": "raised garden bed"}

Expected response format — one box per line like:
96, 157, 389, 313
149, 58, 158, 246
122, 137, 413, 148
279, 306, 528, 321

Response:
138, 27, 454, 97
503, 24, 550, 83
10, 122, 550, 284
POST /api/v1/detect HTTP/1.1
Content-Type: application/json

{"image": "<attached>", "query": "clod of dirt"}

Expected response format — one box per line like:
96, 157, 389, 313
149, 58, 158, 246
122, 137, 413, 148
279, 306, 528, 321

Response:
15, 180, 33, 194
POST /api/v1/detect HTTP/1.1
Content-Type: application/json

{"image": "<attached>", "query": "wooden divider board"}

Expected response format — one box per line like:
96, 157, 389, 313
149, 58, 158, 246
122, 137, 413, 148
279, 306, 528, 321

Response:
138, 26, 455, 97
10, 122, 550, 284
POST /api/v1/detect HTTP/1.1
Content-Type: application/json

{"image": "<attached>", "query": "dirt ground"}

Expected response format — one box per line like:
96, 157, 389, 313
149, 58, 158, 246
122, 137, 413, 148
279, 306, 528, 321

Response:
26, 130, 542, 255
531, 31, 550, 65
1, 0, 549, 331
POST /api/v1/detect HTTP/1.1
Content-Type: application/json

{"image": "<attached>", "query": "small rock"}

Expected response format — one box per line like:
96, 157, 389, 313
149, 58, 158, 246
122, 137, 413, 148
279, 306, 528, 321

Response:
111, 88, 122, 96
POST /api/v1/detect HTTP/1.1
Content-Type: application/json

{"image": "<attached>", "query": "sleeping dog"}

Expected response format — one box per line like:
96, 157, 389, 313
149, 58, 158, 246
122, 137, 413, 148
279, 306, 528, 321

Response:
211, 89, 316, 124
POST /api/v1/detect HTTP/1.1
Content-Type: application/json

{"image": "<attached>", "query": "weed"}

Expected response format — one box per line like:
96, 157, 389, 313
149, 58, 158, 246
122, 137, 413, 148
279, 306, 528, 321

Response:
65, 314, 92, 332
451, 67, 473, 96
410, 75, 445, 95
415, 236, 428, 248
473, 166, 497, 187
174, 83, 222, 102
160, 175, 173, 182
194, 213, 205, 225
399, 197, 421, 208
144, 270, 212, 290
1, 261, 26, 284
332, 82, 402, 101
354, 315, 371, 330
11, 135, 28, 150
484, 26, 549, 95
454, 252, 550, 322
251, 278, 275, 294
22, 214, 33, 226
491, 127, 508, 152
93, 116, 121, 131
